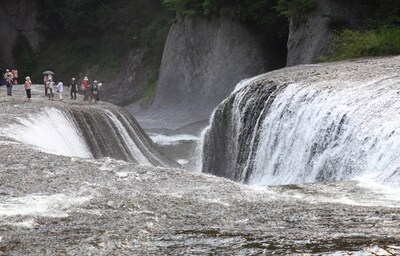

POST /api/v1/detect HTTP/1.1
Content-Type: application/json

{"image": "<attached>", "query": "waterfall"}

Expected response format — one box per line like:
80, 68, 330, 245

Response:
202, 57, 400, 186
4, 107, 92, 158
2, 105, 177, 167
69, 105, 177, 167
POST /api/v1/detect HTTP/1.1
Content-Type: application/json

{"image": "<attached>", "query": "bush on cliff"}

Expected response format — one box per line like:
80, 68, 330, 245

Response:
326, 28, 400, 61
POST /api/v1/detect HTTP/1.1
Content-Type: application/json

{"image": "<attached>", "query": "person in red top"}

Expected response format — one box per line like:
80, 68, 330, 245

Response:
82, 77, 89, 101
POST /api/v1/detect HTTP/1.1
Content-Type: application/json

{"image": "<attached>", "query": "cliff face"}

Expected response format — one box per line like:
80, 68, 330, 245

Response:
101, 49, 149, 106
139, 13, 281, 129
0, 0, 40, 67
287, 0, 366, 66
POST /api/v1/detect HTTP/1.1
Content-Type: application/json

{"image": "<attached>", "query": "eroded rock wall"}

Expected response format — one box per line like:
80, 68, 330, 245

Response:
287, 0, 367, 66
0, 0, 40, 67
143, 13, 280, 129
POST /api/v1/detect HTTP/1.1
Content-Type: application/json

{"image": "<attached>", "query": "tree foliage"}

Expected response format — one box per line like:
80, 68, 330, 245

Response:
12, 35, 36, 82
33, 0, 172, 82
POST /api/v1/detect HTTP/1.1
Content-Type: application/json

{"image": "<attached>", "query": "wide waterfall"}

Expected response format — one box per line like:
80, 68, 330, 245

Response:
0, 102, 176, 167
202, 56, 400, 186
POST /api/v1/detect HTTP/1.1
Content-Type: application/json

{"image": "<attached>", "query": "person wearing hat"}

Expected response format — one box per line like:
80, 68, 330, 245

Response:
90, 80, 99, 102
4, 69, 13, 96
82, 77, 89, 101
70, 78, 78, 100
24, 76, 32, 99
57, 79, 64, 101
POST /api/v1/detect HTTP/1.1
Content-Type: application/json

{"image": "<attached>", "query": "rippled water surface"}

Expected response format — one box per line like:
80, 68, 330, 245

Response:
0, 85, 399, 255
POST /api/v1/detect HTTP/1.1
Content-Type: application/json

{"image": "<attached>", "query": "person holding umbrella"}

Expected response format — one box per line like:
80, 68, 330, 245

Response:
43, 70, 55, 96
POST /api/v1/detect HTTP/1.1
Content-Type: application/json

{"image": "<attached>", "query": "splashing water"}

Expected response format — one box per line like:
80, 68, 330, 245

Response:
2, 107, 92, 158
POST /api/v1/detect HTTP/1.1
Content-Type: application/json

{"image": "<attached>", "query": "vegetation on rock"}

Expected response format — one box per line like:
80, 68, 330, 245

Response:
32, 0, 172, 91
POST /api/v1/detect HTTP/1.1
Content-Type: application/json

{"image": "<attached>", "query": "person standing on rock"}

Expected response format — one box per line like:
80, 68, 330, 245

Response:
43, 75, 49, 96
90, 80, 99, 102
96, 81, 103, 101
57, 80, 64, 101
4, 69, 13, 96
12, 68, 18, 85
48, 78, 54, 100
82, 77, 89, 101
24, 76, 32, 100
70, 78, 78, 100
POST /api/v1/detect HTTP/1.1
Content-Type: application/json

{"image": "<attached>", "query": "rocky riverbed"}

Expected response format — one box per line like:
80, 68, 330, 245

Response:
0, 85, 399, 255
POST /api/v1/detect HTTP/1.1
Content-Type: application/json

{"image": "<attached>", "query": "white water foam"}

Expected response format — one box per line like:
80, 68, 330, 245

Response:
247, 180, 400, 208
2, 107, 92, 158
0, 193, 91, 218
233, 73, 266, 93
247, 76, 400, 185
149, 133, 199, 146
104, 110, 151, 165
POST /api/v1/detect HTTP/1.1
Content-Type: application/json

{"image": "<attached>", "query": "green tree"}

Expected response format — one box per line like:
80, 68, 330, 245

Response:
12, 35, 36, 83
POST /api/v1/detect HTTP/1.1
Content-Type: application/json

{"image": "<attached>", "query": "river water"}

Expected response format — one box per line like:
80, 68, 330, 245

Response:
0, 80, 399, 255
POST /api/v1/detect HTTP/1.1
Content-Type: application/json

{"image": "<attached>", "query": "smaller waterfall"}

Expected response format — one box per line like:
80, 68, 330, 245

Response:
1, 104, 177, 168
104, 110, 151, 165
3, 108, 92, 158
69, 105, 177, 167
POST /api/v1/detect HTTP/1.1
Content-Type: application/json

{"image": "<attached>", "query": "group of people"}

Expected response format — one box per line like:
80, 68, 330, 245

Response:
80, 77, 101, 102
43, 74, 64, 101
44, 75, 101, 102
1, 70, 102, 102
1, 69, 20, 96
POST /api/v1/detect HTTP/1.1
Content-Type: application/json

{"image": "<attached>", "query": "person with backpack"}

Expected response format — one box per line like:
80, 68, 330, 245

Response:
70, 78, 78, 100
90, 80, 99, 102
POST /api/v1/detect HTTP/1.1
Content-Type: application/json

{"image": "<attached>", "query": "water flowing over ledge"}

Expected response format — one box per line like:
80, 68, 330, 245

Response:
0, 100, 177, 168
202, 56, 400, 186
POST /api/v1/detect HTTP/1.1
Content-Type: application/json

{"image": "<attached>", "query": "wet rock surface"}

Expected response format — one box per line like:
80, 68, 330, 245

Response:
0, 85, 400, 255
0, 143, 400, 255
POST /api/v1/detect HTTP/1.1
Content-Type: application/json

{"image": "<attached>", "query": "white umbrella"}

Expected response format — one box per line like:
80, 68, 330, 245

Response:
43, 70, 55, 75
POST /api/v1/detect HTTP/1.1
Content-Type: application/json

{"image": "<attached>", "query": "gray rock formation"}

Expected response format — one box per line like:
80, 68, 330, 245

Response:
287, 0, 366, 66
0, 0, 40, 67
101, 49, 150, 106
136, 13, 276, 130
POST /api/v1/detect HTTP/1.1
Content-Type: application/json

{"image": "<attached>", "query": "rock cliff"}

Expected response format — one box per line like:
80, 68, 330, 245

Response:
286, 0, 366, 66
101, 49, 149, 106
0, 0, 40, 67
135, 13, 282, 129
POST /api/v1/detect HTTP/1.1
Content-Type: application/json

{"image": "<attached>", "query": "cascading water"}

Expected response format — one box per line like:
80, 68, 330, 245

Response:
0, 103, 177, 167
3, 107, 92, 158
202, 56, 400, 186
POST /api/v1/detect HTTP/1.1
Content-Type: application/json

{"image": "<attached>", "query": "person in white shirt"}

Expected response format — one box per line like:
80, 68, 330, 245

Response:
57, 80, 64, 101
47, 78, 54, 100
